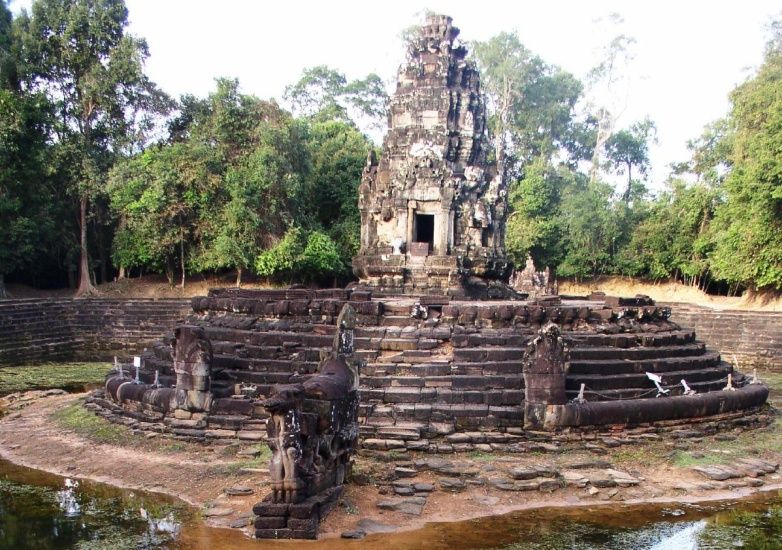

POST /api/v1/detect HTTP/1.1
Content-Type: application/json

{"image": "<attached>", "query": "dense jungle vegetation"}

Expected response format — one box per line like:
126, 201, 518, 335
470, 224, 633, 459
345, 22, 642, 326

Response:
1, 0, 780, 296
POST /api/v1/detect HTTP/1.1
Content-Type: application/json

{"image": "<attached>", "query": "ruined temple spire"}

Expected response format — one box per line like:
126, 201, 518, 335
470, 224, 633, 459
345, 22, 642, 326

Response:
353, 14, 509, 296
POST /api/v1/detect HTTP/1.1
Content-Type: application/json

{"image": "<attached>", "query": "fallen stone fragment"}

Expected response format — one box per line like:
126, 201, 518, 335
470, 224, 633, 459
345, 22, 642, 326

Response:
736, 457, 779, 474
605, 469, 641, 486
538, 479, 562, 492
588, 476, 617, 488
439, 478, 466, 492
490, 478, 516, 491
356, 518, 396, 534
413, 483, 434, 493
203, 506, 233, 517
394, 466, 417, 478
561, 471, 589, 488
341, 529, 366, 539
228, 516, 253, 528
692, 466, 741, 481
393, 485, 415, 496
224, 485, 254, 496
565, 460, 612, 470
376, 497, 426, 515
510, 467, 538, 480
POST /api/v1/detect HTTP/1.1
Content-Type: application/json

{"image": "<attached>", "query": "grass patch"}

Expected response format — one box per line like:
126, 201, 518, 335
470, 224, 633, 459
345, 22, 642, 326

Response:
612, 444, 667, 467
50, 399, 131, 444
468, 450, 498, 462
208, 444, 271, 476
672, 451, 730, 468
0, 362, 109, 396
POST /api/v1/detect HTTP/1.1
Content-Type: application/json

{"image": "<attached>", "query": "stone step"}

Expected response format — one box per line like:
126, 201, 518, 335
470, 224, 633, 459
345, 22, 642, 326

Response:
567, 363, 732, 391
569, 342, 707, 361
566, 379, 730, 400
568, 352, 721, 375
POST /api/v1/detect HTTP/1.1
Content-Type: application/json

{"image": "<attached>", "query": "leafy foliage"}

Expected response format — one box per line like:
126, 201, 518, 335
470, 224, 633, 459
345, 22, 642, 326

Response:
708, 34, 782, 290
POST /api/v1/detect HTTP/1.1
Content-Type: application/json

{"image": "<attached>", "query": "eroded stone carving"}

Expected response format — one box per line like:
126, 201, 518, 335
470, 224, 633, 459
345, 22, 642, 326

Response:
523, 322, 570, 430
353, 14, 509, 294
171, 325, 213, 412
511, 256, 557, 298
254, 304, 360, 538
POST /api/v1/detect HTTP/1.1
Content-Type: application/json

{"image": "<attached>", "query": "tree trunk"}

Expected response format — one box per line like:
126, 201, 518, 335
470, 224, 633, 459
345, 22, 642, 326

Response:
117, 266, 126, 280
165, 257, 174, 287
180, 230, 186, 289
98, 230, 109, 284
623, 162, 633, 202
75, 196, 96, 296
236, 266, 242, 287
0, 273, 8, 299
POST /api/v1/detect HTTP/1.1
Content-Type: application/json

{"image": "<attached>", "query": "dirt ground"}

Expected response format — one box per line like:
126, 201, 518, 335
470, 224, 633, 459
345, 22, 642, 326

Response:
1, 390, 781, 541
7, 274, 781, 311
559, 276, 782, 311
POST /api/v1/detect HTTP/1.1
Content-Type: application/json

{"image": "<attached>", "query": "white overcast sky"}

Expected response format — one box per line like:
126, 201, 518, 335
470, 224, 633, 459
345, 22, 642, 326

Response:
10, 0, 781, 187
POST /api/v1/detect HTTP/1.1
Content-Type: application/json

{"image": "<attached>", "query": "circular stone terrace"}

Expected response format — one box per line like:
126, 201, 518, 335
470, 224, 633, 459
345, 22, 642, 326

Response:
86, 288, 770, 452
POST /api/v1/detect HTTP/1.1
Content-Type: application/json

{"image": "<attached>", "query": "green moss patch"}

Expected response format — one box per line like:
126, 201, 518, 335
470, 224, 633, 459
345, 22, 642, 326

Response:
0, 362, 109, 396
50, 400, 130, 444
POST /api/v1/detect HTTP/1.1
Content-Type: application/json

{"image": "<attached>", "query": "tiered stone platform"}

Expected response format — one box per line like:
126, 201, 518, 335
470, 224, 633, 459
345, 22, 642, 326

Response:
86, 288, 769, 447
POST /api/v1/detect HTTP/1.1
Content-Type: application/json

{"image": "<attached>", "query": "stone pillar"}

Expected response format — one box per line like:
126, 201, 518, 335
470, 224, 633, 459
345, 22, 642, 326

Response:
522, 323, 569, 430
437, 209, 449, 255
406, 201, 416, 251
171, 325, 213, 412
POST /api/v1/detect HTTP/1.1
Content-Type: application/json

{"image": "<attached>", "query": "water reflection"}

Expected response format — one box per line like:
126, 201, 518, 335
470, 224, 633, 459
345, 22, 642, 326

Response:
1, 456, 781, 550
0, 458, 188, 549
56, 478, 81, 517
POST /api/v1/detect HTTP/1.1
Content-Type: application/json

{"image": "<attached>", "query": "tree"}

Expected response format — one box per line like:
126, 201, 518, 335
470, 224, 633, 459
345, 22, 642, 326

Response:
108, 141, 221, 287
709, 27, 782, 290
557, 180, 619, 279
255, 227, 345, 285
583, 14, 637, 183
604, 118, 656, 201
284, 65, 388, 131
472, 32, 583, 179
197, 101, 310, 286
21, 0, 166, 295
505, 157, 569, 269
303, 118, 372, 266
0, 89, 55, 297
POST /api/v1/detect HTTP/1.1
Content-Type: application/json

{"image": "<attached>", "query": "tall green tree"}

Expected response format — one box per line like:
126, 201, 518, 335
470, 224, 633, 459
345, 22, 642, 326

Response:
709, 28, 782, 290
198, 102, 310, 286
108, 141, 221, 287
472, 32, 583, 179
304, 118, 372, 266
604, 118, 656, 201
284, 65, 388, 131
20, 0, 166, 295
615, 179, 716, 286
505, 157, 569, 269
557, 180, 620, 279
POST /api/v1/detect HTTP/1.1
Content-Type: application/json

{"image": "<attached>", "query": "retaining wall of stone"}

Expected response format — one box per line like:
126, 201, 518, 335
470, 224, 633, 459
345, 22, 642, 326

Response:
1, 296, 779, 374
666, 303, 782, 371
0, 298, 191, 364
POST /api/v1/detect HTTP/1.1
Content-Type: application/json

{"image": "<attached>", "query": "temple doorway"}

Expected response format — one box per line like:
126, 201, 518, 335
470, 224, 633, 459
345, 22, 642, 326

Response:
414, 213, 435, 252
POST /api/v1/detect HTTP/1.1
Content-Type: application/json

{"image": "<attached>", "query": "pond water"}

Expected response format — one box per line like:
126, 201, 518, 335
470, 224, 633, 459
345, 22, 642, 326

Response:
1, 457, 781, 549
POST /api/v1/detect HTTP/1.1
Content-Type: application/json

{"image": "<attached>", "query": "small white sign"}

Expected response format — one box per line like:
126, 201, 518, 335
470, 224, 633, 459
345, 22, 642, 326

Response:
133, 356, 141, 368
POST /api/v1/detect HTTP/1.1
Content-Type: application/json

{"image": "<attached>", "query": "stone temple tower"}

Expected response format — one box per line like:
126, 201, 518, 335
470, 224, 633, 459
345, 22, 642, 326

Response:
352, 14, 509, 296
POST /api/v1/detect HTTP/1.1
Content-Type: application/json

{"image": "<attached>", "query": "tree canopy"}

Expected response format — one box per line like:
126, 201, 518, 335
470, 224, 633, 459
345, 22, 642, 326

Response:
1, 3, 780, 296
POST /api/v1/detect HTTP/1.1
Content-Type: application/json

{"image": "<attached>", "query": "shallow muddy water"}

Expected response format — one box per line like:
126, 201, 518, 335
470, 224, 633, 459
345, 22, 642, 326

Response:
1, 457, 781, 549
